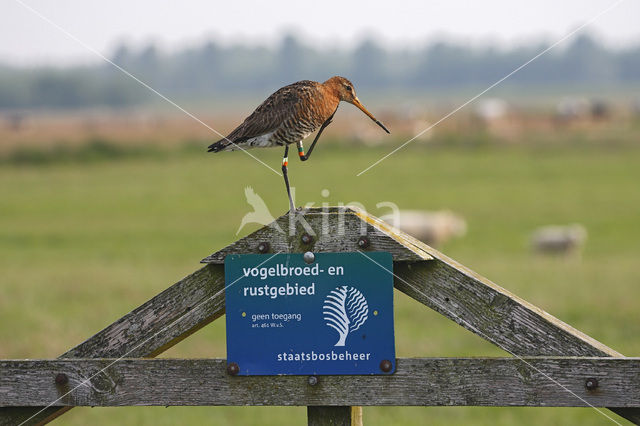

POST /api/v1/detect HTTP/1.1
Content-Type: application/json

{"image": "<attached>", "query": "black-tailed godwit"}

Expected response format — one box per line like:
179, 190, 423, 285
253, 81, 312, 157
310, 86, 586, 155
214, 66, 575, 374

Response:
208, 76, 389, 212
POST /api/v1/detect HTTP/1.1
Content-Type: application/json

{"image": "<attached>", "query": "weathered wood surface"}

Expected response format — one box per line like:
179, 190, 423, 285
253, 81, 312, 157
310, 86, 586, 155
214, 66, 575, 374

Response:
64, 265, 226, 359
2, 206, 637, 424
338, 208, 638, 421
1, 358, 639, 407
307, 406, 361, 426
393, 262, 619, 358
349, 207, 638, 422
0, 264, 226, 425
201, 207, 433, 263
385, 246, 639, 422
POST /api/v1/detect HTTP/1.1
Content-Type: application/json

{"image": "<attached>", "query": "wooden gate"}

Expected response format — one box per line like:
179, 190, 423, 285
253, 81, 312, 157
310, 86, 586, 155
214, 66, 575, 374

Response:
1, 207, 638, 425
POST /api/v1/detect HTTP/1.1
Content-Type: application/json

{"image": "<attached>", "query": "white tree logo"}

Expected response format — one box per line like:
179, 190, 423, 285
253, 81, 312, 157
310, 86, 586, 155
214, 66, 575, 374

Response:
323, 286, 369, 346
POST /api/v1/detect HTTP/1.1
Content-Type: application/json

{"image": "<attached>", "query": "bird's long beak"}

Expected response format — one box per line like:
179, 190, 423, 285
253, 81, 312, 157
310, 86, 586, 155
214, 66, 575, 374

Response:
352, 97, 390, 134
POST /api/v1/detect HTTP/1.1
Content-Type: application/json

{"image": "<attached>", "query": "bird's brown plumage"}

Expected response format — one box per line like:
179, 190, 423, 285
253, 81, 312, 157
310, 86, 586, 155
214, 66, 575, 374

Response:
208, 76, 360, 152
208, 76, 389, 213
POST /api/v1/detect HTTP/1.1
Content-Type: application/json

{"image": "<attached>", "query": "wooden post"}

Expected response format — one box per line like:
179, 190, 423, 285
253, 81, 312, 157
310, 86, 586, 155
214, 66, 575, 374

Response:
307, 406, 362, 426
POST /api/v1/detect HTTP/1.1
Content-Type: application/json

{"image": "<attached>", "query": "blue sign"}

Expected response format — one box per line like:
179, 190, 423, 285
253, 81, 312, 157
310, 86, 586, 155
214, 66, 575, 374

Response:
224, 252, 396, 375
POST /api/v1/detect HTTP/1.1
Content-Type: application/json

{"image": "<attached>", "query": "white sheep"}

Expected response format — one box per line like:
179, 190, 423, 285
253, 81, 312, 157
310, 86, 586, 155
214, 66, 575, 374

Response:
530, 224, 587, 255
380, 210, 467, 247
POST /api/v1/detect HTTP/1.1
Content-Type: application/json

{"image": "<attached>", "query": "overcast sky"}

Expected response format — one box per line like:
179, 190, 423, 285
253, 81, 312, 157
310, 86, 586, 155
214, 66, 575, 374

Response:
2, 0, 639, 65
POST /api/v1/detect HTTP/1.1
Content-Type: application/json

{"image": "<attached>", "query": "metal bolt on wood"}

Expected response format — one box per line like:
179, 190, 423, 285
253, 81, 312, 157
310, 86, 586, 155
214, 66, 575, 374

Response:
357, 236, 370, 249
379, 359, 393, 373
54, 373, 68, 386
257, 242, 270, 253
307, 376, 318, 386
226, 363, 239, 376
301, 233, 313, 245
585, 377, 599, 391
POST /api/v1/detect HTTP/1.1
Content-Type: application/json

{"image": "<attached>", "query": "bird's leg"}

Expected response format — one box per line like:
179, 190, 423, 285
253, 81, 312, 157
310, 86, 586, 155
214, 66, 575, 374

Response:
282, 145, 295, 214
298, 111, 335, 162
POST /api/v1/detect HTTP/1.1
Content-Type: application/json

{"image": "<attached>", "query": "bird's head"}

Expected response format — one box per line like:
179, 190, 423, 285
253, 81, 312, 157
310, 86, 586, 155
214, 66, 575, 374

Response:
324, 76, 390, 134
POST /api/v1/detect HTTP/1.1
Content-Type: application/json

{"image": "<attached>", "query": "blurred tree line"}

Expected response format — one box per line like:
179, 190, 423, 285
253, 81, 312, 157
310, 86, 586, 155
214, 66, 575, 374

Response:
0, 33, 638, 109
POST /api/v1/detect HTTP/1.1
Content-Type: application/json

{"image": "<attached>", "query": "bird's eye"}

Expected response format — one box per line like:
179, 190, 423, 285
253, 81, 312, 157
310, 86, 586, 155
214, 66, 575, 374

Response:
344, 84, 352, 92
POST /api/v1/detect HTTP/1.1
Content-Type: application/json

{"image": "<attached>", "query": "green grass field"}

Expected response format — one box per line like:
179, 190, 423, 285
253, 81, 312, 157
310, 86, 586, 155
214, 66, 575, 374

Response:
1, 141, 639, 425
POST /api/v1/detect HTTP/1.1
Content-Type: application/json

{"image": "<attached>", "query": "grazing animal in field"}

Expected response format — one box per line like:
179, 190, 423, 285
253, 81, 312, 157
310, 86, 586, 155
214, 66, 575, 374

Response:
380, 210, 467, 247
208, 76, 389, 212
530, 224, 587, 256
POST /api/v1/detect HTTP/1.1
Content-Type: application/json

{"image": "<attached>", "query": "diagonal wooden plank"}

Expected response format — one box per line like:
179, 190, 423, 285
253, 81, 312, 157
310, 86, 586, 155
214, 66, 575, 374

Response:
2, 358, 640, 408
0, 264, 226, 425
390, 252, 638, 423
1, 207, 418, 425
349, 207, 638, 423
62, 265, 226, 359
393, 261, 619, 357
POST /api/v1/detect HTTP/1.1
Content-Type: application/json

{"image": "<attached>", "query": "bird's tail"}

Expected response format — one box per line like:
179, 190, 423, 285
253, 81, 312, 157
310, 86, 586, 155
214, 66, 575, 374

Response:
207, 138, 231, 153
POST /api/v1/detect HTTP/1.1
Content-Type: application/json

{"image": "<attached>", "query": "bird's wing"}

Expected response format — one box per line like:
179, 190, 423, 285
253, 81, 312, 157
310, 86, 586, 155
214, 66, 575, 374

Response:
224, 81, 317, 143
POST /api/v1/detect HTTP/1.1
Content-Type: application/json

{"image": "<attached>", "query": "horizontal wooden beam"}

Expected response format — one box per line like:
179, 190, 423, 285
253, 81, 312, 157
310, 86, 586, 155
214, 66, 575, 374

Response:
1, 358, 639, 408
0, 264, 227, 425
